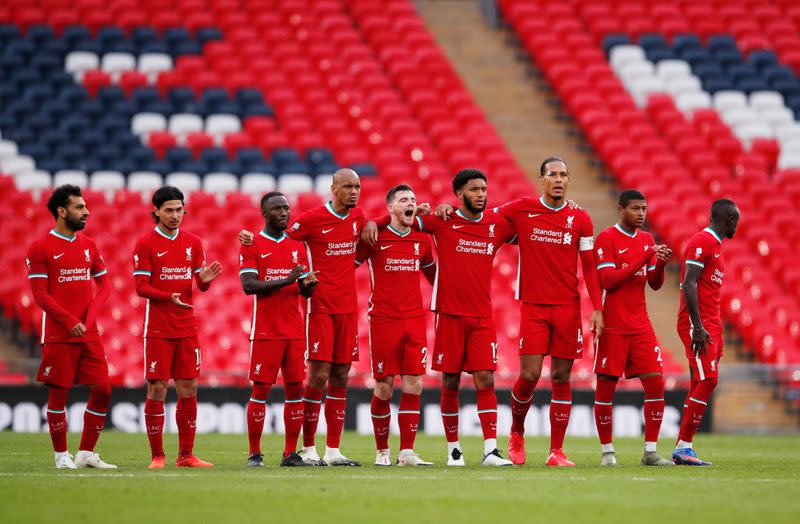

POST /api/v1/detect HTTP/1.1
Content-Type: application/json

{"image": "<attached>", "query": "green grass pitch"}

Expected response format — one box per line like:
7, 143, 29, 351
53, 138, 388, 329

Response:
1, 432, 798, 524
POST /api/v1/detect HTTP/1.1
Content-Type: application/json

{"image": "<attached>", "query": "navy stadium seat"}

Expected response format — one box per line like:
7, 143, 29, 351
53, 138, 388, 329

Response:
61, 26, 91, 48
167, 148, 194, 170
196, 28, 223, 45
601, 34, 630, 56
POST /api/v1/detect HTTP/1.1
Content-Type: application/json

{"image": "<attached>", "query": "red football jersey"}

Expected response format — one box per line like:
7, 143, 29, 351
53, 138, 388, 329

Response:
417, 209, 514, 317
239, 230, 310, 340
26, 229, 107, 343
594, 224, 657, 334
678, 228, 725, 334
286, 202, 366, 314
355, 225, 434, 318
132, 227, 206, 338
495, 196, 594, 305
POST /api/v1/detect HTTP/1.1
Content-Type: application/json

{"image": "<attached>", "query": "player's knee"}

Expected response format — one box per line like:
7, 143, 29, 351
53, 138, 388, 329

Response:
47, 385, 70, 409
550, 368, 571, 384
402, 376, 423, 396
175, 379, 197, 398
147, 380, 168, 400
374, 383, 393, 400
520, 367, 541, 383
442, 374, 460, 391
329, 366, 350, 388
308, 371, 328, 389
698, 377, 718, 395
89, 383, 112, 409
473, 371, 494, 389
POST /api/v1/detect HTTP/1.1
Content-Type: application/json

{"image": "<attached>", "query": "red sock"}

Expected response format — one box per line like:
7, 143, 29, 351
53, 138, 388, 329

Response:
325, 386, 347, 448
283, 383, 303, 457
79, 383, 110, 452
594, 378, 617, 446
440, 387, 460, 443
677, 377, 700, 444
549, 381, 572, 452
144, 398, 165, 458
678, 378, 717, 444
47, 386, 69, 453
370, 394, 391, 450
398, 392, 420, 450
476, 387, 497, 440
247, 383, 270, 455
511, 377, 536, 434
302, 385, 323, 447
641, 375, 665, 445
176, 397, 197, 458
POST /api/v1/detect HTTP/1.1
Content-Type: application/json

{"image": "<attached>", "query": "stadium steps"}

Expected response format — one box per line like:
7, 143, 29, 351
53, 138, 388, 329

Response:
417, 0, 684, 357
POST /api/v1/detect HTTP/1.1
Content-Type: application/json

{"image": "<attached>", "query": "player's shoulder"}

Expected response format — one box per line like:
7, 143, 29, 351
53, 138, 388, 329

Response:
350, 206, 365, 219
284, 235, 306, 250
28, 231, 49, 252
179, 229, 202, 242
639, 230, 656, 243
596, 227, 616, 242
135, 228, 156, 244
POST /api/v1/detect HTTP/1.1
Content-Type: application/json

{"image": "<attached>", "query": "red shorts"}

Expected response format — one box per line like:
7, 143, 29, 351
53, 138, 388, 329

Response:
433, 313, 497, 373
369, 315, 428, 379
679, 327, 724, 380
37, 341, 108, 388
249, 339, 305, 384
144, 336, 201, 381
519, 302, 584, 360
594, 331, 663, 378
306, 312, 359, 364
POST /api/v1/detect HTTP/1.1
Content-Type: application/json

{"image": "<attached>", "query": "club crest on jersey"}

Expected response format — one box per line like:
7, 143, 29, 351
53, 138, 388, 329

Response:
437, 353, 443, 364
377, 361, 383, 374
353, 222, 358, 236
489, 224, 496, 237
254, 363, 261, 375
149, 361, 157, 373
414, 242, 420, 256
312, 341, 320, 353
84, 249, 91, 262
291, 250, 299, 264
711, 360, 716, 372
186, 247, 192, 261
43, 365, 52, 376
566, 215, 575, 229
601, 357, 607, 368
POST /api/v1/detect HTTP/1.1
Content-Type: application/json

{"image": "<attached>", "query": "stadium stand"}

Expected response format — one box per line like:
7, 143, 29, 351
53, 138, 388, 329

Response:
497, 0, 800, 403
3, 0, 656, 387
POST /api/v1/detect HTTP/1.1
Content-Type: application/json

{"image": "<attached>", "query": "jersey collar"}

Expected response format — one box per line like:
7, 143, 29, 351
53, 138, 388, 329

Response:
154, 226, 179, 240
49, 229, 75, 242
614, 223, 637, 238
325, 201, 350, 220
539, 195, 567, 211
703, 227, 723, 244
387, 224, 411, 237
455, 209, 483, 222
260, 230, 287, 242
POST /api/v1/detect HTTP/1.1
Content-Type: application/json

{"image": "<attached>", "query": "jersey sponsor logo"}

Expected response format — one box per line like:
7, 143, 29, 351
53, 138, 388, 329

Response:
254, 363, 261, 375
43, 365, 52, 376
566, 216, 575, 229
711, 268, 724, 285
563, 232, 573, 245
618, 248, 629, 254
489, 224, 496, 237
380, 245, 393, 250
160, 267, 192, 280
414, 243, 420, 256
84, 249, 91, 262
149, 361, 157, 373
58, 267, 92, 282
325, 240, 357, 256
157, 251, 168, 257
185, 247, 192, 261
456, 238, 494, 255
260, 253, 272, 258
322, 227, 334, 234
530, 226, 571, 246
53, 253, 65, 259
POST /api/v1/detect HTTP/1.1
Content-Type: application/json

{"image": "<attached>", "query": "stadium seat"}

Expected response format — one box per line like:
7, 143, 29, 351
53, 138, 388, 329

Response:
131, 113, 167, 137
203, 172, 239, 195
277, 173, 314, 195
65, 51, 98, 80
89, 170, 126, 192
127, 171, 164, 193
53, 169, 89, 187
240, 173, 277, 198
165, 172, 202, 194
13, 170, 52, 192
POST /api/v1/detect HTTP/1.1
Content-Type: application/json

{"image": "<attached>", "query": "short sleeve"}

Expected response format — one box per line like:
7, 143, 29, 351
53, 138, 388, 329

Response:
90, 240, 107, 278
26, 241, 48, 280
685, 236, 710, 269
192, 237, 206, 273
578, 211, 594, 251
494, 198, 523, 221
421, 238, 435, 268
286, 210, 312, 241
354, 241, 371, 266
417, 214, 440, 234
132, 237, 152, 277
594, 232, 616, 270
239, 244, 259, 276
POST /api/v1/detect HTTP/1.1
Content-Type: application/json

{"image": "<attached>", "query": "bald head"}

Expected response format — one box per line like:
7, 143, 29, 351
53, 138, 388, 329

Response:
331, 168, 361, 210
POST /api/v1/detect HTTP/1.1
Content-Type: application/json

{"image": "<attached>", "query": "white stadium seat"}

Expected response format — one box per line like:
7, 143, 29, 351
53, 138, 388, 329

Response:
778, 151, 800, 170
89, 171, 126, 192
0, 140, 19, 160
609, 45, 646, 72
666, 76, 702, 96
619, 61, 655, 83
65, 51, 99, 81
203, 172, 239, 195
775, 123, 800, 145
131, 113, 167, 137
628, 76, 664, 107
137, 53, 173, 84
169, 114, 204, 141
758, 107, 794, 128
314, 174, 334, 196
14, 170, 52, 192
713, 91, 748, 112
278, 174, 314, 195
734, 121, 774, 145
656, 59, 692, 79
676, 91, 712, 115
240, 173, 277, 198
205, 114, 241, 144
53, 170, 89, 187
749, 91, 784, 112
0, 155, 36, 176
100, 52, 136, 82
720, 107, 759, 127
128, 171, 164, 193
165, 172, 202, 195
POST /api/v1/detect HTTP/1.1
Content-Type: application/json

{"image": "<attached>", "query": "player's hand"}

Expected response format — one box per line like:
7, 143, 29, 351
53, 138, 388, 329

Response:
361, 221, 378, 245
435, 203, 455, 220
416, 202, 432, 216
691, 326, 712, 356
301, 270, 320, 286
171, 292, 193, 309
69, 322, 87, 337
199, 261, 222, 283
655, 246, 673, 263
286, 265, 305, 283
238, 229, 254, 246
590, 309, 604, 338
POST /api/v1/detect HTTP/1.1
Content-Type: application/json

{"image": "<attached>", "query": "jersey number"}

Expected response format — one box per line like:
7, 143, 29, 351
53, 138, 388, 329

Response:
195, 348, 201, 370
655, 346, 662, 363
421, 346, 428, 364
490, 342, 498, 364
